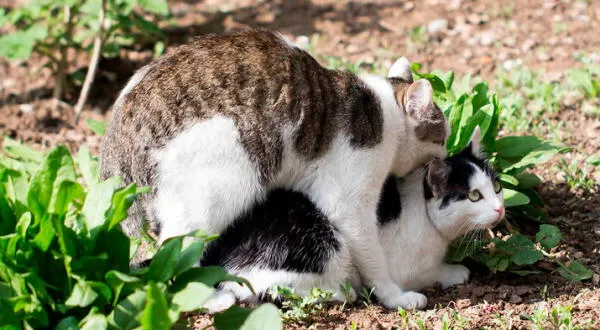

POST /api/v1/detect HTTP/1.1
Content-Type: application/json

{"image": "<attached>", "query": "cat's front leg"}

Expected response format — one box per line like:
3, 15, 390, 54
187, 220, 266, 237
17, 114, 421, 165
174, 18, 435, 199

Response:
339, 210, 427, 310
437, 264, 470, 289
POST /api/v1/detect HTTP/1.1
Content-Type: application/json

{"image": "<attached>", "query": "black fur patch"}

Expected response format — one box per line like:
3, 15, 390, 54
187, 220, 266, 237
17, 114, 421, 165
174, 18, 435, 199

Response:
424, 144, 496, 209
377, 175, 402, 225
201, 189, 340, 274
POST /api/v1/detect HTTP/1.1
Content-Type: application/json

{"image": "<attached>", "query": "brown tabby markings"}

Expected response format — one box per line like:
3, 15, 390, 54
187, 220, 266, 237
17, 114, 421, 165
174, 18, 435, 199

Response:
102, 30, 389, 190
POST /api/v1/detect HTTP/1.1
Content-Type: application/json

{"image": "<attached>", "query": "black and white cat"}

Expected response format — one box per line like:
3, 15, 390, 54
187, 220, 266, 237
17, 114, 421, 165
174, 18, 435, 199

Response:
201, 129, 504, 311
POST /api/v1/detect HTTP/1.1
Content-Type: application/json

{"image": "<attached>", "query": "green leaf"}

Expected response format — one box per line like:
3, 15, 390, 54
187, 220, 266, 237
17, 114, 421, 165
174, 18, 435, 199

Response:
515, 172, 541, 188
77, 146, 99, 187
499, 173, 518, 186
174, 238, 205, 276
79, 310, 108, 330
503, 142, 563, 171
140, 282, 172, 330
535, 224, 561, 250
2, 137, 43, 163
87, 119, 107, 136
145, 238, 181, 282
503, 189, 530, 207
171, 266, 228, 292
137, 0, 169, 15
495, 136, 541, 158
105, 270, 141, 305
65, 280, 99, 308
81, 177, 121, 238
107, 289, 146, 329
497, 234, 544, 265
171, 282, 214, 313
557, 261, 593, 281
214, 304, 283, 330
32, 213, 56, 251
586, 154, 600, 166
105, 184, 148, 231
54, 316, 79, 330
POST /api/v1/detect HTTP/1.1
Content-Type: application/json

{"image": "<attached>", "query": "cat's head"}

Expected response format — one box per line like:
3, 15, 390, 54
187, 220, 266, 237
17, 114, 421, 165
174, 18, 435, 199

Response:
423, 127, 504, 241
386, 58, 449, 175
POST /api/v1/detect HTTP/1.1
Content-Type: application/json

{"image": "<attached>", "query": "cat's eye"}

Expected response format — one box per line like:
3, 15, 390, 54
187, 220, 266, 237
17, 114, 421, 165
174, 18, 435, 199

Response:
493, 180, 502, 194
468, 190, 482, 202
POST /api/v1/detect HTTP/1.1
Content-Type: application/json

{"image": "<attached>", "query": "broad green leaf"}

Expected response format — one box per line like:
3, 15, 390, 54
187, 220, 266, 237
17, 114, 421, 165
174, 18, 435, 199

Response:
586, 154, 600, 166
65, 281, 99, 308
515, 172, 541, 188
503, 142, 563, 171
215, 304, 283, 330
171, 266, 228, 292
87, 119, 107, 136
27, 145, 78, 220
145, 238, 181, 283
140, 282, 171, 330
497, 234, 544, 265
107, 289, 146, 329
105, 270, 141, 305
499, 174, 518, 186
557, 261, 593, 281
495, 136, 541, 158
77, 146, 99, 187
54, 316, 78, 330
105, 184, 149, 231
174, 238, 205, 276
2, 137, 43, 163
80, 313, 107, 330
81, 176, 121, 238
503, 189, 530, 207
137, 0, 169, 15
170, 282, 214, 313
535, 224, 561, 250
32, 213, 55, 251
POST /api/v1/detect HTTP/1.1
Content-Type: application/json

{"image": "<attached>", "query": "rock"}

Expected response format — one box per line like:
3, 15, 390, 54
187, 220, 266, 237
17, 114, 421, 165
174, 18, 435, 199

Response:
467, 13, 488, 25
403, 1, 415, 12
574, 251, 584, 259
295, 35, 310, 50
446, 0, 463, 10
19, 104, 34, 114
593, 273, 599, 285
479, 31, 496, 46
501, 59, 522, 71
503, 36, 517, 47
537, 51, 552, 62
428, 18, 448, 34
509, 294, 523, 304
521, 39, 537, 52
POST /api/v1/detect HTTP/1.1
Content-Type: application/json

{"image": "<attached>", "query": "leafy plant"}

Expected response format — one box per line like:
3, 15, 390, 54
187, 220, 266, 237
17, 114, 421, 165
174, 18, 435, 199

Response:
0, 139, 282, 329
0, 0, 168, 100
408, 65, 592, 281
268, 286, 332, 324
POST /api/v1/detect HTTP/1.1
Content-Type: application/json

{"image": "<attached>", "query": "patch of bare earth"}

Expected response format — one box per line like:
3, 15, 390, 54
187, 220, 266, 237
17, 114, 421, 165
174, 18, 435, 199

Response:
1, 0, 599, 328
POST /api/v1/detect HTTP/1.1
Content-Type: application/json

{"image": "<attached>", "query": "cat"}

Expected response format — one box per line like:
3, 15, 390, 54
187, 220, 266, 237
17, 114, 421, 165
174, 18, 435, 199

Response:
100, 29, 448, 309
201, 128, 504, 312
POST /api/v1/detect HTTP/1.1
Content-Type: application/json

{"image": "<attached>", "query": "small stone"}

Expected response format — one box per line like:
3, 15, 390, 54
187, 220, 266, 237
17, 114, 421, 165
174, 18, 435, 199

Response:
509, 294, 523, 304
428, 18, 448, 34
537, 51, 552, 62
593, 273, 599, 285
503, 36, 517, 47
522, 39, 537, 52
403, 1, 414, 11
467, 13, 488, 25
19, 104, 34, 114
295, 35, 310, 50
446, 0, 463, 10
574, 251, 584, 259
479, 31, 496, 46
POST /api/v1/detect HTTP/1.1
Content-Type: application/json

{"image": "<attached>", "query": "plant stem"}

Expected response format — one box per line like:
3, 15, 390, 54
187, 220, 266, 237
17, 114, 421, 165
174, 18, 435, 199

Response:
73, 0, 106, 124
53, 5, 75, 104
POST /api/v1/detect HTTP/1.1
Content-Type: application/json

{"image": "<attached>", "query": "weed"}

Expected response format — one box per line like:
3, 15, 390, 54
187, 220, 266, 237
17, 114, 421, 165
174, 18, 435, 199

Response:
270, 286, 333, 324
339, 279, 354, 312
358, 287, 375, 307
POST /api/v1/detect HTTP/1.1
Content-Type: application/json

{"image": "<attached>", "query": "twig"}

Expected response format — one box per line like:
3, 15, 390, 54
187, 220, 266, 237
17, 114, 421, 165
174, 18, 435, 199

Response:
53, 5, 75, 106
73, 0, 106, 124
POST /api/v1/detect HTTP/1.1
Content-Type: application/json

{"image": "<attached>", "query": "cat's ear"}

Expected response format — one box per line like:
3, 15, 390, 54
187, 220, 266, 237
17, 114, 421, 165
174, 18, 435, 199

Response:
466, 126, 487, 160
427, 157, 449, 198
387, 57, 413, 82
403, 79, 433, 119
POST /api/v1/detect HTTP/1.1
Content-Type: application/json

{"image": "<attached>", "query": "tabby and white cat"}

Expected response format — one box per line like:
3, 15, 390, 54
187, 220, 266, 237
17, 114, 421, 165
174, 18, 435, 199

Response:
101, 30, 448, 309
201, 129, 504, 311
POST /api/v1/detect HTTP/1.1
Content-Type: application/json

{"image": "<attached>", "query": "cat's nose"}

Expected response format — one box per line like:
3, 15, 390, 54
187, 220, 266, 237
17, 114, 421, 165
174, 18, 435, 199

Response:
494, 207, 504, 218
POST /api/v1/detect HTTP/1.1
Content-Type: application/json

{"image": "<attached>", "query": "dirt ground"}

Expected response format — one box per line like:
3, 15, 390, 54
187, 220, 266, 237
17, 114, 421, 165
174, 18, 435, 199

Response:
1, 0, 599, 329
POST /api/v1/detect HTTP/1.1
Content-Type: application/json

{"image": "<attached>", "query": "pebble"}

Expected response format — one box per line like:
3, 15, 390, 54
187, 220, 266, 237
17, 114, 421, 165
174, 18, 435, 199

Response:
521, 39, 537, 52
403, 1, 415, 12
537, 51, 552, 62
428, 18, 448, 34
574, 251, 584, 259
467, 13, 488, 25
19, 104, 34, 114
479, 31, 496, 46
593, 273, 599, 285
509, 294, 523, 304
503, 36, 517, 47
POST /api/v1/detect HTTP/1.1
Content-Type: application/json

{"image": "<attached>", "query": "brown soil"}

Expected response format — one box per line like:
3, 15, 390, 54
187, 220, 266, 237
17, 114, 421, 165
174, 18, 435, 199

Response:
1, 0, 599, 328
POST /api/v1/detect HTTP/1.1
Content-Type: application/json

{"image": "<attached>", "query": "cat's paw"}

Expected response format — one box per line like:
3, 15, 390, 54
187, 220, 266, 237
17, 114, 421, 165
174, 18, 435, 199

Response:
439, 264, 470, 289
380, 291, 427, 310
202, 290, 236, 314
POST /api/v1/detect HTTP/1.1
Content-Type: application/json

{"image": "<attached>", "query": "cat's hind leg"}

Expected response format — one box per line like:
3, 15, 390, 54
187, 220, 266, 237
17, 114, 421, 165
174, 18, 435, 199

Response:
152, 116, 265, 241
202, 290, 237, 314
